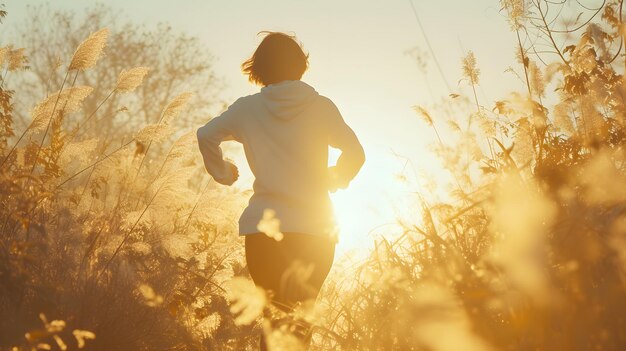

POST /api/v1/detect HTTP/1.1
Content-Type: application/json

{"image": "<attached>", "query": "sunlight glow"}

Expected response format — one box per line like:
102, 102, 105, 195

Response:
329, 147, 415, 255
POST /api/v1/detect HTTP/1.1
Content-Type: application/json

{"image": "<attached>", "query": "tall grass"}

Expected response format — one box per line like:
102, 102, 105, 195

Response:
0, 25, 253, 350
310, 1, 626, 350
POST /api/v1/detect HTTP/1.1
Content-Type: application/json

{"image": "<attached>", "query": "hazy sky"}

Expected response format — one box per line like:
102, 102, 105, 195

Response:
4, 0, 522, 252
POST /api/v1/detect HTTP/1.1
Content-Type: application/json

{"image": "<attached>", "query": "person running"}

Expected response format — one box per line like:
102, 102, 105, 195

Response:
197, 31, 365, 349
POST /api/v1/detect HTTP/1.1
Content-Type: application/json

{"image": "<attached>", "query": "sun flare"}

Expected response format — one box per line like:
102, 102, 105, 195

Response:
328, 147, 414, 255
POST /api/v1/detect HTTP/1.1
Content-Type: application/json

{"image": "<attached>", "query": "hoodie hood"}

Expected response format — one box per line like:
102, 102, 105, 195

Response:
260, 80, 319, 120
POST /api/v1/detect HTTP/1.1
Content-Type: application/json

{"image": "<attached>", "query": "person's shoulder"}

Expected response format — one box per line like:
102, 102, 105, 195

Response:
225, 93, 262, 116
315, 95, 339, 110
231, 93, 260, 107
315, 95, 342, 117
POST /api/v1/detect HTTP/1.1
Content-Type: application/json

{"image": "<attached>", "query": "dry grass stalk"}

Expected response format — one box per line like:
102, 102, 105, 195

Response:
29, 86, 93, 133
413, 105, 434, 126
68, 28, 109, 71
8, 48, 27, 71
161, 92, 193, 124
115, 66, 150, 92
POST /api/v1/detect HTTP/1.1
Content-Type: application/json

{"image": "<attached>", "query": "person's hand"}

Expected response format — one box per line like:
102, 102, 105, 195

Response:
327, 166, 348, 192
215, 161, 238, 186
226, 161, 239, 183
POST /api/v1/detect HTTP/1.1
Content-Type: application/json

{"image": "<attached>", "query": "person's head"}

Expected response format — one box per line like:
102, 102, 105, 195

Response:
242, 32, 309, 87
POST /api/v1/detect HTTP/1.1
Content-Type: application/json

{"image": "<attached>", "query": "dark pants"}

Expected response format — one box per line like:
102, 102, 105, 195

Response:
245, 232, 336, 349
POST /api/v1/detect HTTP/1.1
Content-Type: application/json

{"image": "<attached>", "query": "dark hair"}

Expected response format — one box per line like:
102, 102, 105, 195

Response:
242, 32, 309, 86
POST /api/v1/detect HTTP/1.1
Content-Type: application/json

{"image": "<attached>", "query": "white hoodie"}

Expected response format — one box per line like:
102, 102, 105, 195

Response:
197, 80, 365, 236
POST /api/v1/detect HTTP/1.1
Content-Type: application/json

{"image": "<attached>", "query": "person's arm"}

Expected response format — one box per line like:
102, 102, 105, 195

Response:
327, 99, 365, 191
196, 99, 242, 185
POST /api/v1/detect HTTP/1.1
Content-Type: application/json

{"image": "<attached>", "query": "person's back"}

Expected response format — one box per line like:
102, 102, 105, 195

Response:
196, 31, 364, 350
198, 79, 363, 236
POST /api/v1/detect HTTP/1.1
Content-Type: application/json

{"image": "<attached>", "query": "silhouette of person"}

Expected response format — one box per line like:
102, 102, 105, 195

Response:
197, 32, 365, 349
